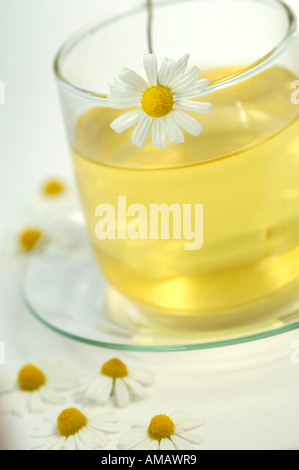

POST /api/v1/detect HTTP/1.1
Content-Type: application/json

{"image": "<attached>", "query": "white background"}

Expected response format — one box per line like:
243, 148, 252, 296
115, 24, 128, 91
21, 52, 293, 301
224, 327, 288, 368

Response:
1, 0, 299, 450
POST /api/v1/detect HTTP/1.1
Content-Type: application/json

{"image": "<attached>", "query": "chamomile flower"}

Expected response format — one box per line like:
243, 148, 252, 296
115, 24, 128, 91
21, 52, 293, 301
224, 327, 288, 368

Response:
118, 410, 206, 450
0, 361, 78, 416
2, 179, 88, 271
108, 53, 212, 148
31, 407, 122, 450
78, 358, 154, 408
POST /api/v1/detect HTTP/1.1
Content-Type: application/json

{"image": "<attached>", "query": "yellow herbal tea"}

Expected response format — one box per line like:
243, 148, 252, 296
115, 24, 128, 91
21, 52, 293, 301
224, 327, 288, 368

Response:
71, 66, 299, 322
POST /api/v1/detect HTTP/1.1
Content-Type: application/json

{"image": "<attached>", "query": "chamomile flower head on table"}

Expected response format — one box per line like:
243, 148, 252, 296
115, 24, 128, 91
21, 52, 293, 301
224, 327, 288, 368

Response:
118, 410, 206, 450
1, 178, 88, 271
0, 361, 78, 416
77, 357, 154, 408
31, 406, 122, 450
108, 53, 212, 149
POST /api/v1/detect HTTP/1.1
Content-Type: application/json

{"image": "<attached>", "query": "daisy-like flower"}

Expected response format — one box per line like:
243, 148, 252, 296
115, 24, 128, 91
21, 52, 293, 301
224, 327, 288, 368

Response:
0, 361, 78, 416
78, 358, 154, 408
108, 53, 212, 148
118, 410, 206, 450
31, 407, 122, 450
2, 178, 88, 272
5, 180, 67, 260
17, 179, 68, 253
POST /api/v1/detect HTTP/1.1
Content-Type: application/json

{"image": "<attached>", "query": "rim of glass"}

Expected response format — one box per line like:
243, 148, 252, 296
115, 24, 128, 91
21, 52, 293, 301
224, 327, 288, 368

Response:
54, 0, 297, 103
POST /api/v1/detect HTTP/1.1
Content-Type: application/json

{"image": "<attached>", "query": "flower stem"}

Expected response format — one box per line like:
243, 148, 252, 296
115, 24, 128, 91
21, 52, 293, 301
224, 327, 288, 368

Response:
146, 0, 153, 54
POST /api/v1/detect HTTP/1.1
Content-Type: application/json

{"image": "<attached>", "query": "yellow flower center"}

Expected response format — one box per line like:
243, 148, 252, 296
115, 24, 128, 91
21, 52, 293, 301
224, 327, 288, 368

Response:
101, 358, 128, 379
57, 408, 88, 437
18, 364, 46, 392
147, 414, 175, 441
19, 228, 42, 251
43, 180, 64, 196
141, 85, 174, 118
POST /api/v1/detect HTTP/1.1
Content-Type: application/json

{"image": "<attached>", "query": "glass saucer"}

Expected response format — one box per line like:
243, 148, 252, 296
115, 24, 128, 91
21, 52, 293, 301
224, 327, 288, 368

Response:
21, 241, 299, 352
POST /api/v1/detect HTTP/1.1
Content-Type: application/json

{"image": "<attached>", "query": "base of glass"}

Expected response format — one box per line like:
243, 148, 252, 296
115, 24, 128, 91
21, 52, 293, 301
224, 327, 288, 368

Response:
21, 243, 299, 351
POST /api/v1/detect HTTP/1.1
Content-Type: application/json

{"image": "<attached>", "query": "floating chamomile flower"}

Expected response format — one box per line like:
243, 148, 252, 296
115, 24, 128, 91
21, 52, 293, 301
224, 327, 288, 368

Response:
0, 361, 78, 416
78, 358, 154, 408
31, 407, 121, 450
108, 53, 212, 149
118, 410, 206, 450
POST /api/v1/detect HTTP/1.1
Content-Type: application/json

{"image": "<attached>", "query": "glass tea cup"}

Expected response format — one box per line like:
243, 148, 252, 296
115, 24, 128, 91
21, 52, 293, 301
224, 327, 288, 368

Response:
54, 0, 299, 334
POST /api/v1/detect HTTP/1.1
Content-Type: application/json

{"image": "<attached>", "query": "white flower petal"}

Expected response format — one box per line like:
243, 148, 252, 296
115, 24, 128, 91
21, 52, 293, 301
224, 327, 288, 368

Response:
129, 368, 155, 386
123, 377, 146, 398
175, 99, 213, 113
171, 66, 201, 92
31, 422, 58, 438
132, 422, 149, 429
44, 411, 60, 425
31, 438, 49, 450
31, 436, 63, 450
183, 417, 207, 430
179, 430, 204, 445
174, 78, 210, 99
74, 433, 90, 451
164, 114, 185, 145
172, 109, 203, 136
76, 429, 94, 449
175, 54, 190, 77
131, 113, 152, 148
40, 387, 65, 404
12, 393, 29, 416
109, 81, 140, 98
152, 118, 167, 149
118, 67, 148, 92
158, 58, 176, 86
93, 377, 113, 405
171, 434, 197, 450
51, 376, 78, 391
49, 436, 66, 450
82, 378, 103, 401
89, 421, 122, 434
64, 435, 76, 450
134, 437, 159, 450
114, 378, 130, 407
29, 392, 44, 414
163, 54, 190, 89
118, 429, 149, 450
160, 437, 176, 450
144, 54, 158, 85
170, 410, 194, 425
108, 96, 141, 109
84, 427, 109, 448
88, 412, 118, 424
77, 373, 98, 394
110, 109, 144, 134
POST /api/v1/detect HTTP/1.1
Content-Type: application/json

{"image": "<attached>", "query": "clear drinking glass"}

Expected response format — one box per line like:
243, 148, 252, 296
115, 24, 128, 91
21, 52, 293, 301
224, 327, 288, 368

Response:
54, 0, 299, 333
